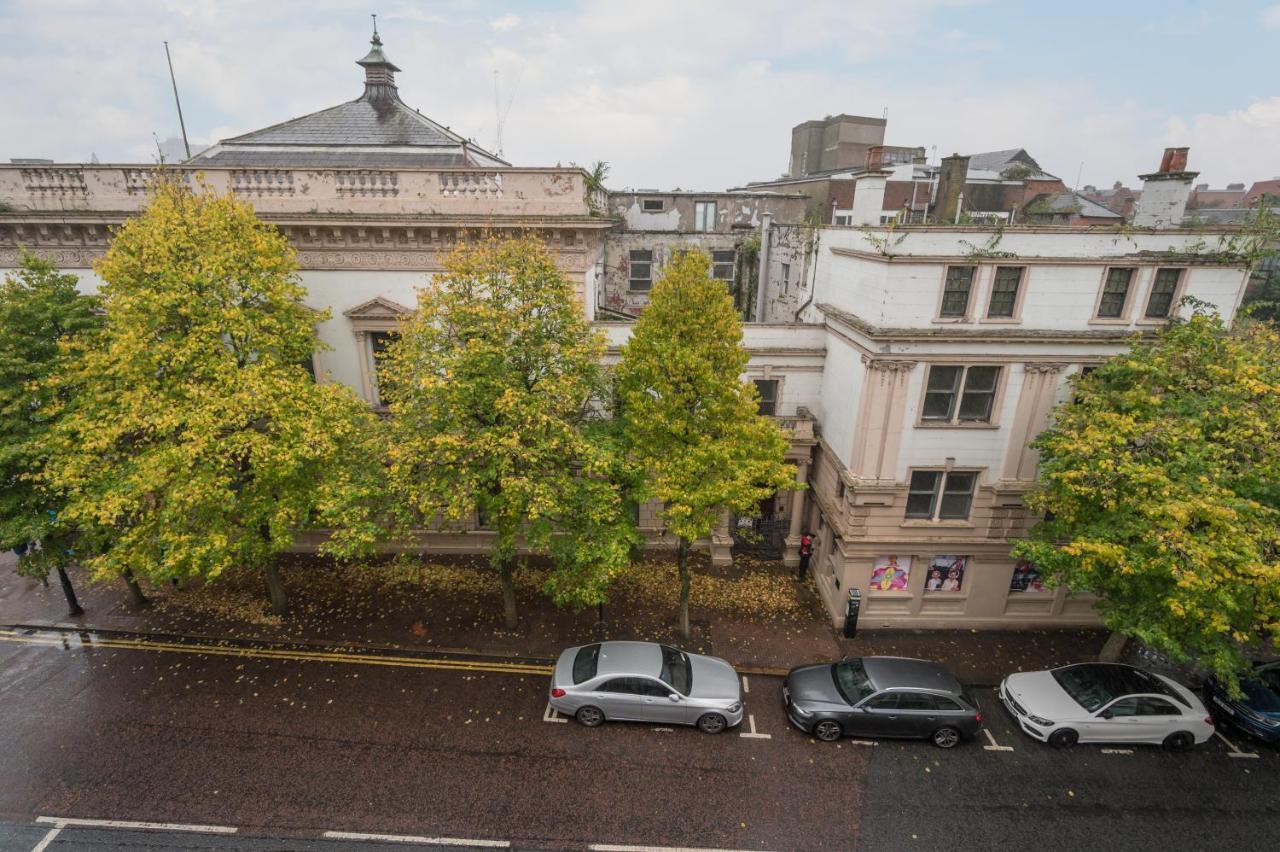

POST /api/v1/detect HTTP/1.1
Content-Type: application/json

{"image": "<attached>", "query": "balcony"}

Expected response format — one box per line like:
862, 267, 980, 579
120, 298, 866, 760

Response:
0, 165, 600, 220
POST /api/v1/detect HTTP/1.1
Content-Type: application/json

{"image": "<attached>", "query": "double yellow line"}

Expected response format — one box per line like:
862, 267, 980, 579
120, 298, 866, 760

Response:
0, 628, 554, 677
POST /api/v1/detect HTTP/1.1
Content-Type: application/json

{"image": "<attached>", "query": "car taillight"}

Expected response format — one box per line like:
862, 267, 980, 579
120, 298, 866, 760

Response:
1204, 716, 1214, 726
550, 688, 566, 698
975, 713, 983, 724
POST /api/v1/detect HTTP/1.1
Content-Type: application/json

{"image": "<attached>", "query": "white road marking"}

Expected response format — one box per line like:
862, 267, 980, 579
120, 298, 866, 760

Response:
35, 816, 237, 834
1214, 730, 1260, 759
324, 830, 509, 847
1100, 748, 1134, 755
652, 727, 674, 733
542, 703, 568, 724
982, 728, 1014, 752
29, 826, 60, 852
739, 713, 771, 739
848, 739, 878, 746
590, 846, 779, 852
741, 675, 749, 693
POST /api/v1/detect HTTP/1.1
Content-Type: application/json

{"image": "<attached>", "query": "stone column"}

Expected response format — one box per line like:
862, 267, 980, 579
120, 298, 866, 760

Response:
353, 330, 374, 405
710, 509, 734, 567
850, 357, 918, 481
782, 460, 811, 568
1002, 362, 1069, 482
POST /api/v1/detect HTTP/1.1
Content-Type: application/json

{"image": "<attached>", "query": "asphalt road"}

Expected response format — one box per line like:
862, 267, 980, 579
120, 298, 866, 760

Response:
0, 626, 1276, 851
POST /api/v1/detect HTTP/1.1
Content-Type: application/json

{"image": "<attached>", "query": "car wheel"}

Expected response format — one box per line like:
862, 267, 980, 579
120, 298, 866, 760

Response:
697, 713, 728, 734
1162, 731, 1194, 752
1048, 728, 1079, 750
931, 726, 961, 749
813, 719, 843, 742
575, 705, 605, 728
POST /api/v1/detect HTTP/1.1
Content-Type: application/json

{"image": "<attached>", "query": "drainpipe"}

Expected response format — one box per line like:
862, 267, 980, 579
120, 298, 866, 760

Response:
754, 212, 772, 323
793, 229, 820, 323
954, 192, 964, 224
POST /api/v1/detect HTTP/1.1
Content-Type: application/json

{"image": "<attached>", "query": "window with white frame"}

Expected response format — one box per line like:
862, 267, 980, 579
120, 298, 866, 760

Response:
780, 262, 791, 288
921, 365, 1000, 423
1144, 268, 1182, 318
693, 201, 716, 232
1097, 268, 1135, 319
641, 198, 665, 212
905, 470, 978, 521
629, 249, 654, 291
711, 249, 736, 282
987, 266, 1024, 318
939, 266, 975, 317
754, 379, 779, 416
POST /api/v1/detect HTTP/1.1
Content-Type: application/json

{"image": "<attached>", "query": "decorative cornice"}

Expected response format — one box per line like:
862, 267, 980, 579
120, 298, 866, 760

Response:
1022, 361, 1070, 374
820, 302, 1145, 344
860, 354, 918, 372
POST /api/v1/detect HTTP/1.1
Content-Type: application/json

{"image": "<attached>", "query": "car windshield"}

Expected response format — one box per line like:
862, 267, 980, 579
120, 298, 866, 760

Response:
1052, 664, 1179, 713
1244, 663, 1280, 711
572, 644, 600, 684
659, 645, 692, 695
833, 659, 876, 705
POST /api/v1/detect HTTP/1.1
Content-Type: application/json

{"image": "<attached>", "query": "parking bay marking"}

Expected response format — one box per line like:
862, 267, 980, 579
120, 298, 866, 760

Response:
32, 816, 237, 851
324, 831, 508, 847
739, 713, 771, 739
741, 675, 749, 694
542, 703, 568, 724
982, 728, 1014, 752
1101, 748, 1134, 755
1214, 730, 1260, 759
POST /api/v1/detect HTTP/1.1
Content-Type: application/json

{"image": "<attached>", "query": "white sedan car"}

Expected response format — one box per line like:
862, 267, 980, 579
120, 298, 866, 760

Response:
1001, 662, 1215, 751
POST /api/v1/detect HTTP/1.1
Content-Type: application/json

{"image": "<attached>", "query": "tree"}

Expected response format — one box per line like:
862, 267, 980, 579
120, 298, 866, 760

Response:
0, 254, 104, 615
42, 178, 387, 615
382, 235, 634, 630
1014, 307, 1280, 690
615, 249, 794, 639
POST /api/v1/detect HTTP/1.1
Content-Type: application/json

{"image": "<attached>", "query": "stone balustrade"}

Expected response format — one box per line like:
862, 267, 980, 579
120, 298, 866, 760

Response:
0, 165, 596, 218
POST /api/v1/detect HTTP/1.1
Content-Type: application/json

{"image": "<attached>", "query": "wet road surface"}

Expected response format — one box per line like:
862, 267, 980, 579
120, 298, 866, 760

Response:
1, 626, 1277, 851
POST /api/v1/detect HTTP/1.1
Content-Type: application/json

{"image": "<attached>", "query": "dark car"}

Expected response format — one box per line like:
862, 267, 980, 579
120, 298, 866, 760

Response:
783, 656, 981, 748
1204, 661, 1280, 745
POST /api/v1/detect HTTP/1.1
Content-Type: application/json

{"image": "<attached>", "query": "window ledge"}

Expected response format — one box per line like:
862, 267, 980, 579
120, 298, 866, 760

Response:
900, 520, 976, 529
1087, 318, 1133, 326
915, 421, 1000, 430
1135, 317, 1172, 325
865, 590, 914, 599
922, 591, 970, 599
978, 317, 1022, 324
626, 288, 653, 295
931, 316, 972, 324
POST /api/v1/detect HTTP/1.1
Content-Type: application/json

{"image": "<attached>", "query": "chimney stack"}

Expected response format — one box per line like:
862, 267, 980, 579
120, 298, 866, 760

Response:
865, 145, 886, 171
933, 154, 969, 224
1132, 147, 1197, 228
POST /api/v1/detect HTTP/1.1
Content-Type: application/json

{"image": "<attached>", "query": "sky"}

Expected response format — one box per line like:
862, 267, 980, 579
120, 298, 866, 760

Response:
2, 0, 1278, 191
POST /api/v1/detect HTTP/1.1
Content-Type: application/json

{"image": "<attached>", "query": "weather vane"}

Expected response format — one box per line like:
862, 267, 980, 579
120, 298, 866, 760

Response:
372, 13, 378, 38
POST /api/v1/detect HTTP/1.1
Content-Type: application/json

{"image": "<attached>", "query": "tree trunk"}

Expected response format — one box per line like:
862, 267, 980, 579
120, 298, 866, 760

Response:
498, 559, 519, 631
56, 566, 84, 617
1099, 630, 1130, 663
264, 562, 288, 616
677, 538, 691, 640
122, 568, 149, 607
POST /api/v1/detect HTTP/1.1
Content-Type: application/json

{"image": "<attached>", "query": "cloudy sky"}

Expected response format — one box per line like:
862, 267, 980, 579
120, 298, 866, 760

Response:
2, 0, 1278, 191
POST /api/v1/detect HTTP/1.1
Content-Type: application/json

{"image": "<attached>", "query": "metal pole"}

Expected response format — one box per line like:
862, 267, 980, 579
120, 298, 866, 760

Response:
164, 41, 192, 160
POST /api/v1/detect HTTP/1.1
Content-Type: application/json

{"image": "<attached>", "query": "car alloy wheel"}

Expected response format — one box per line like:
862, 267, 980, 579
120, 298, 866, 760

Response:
932, 726, 961, 749
576, 705, 605, 727
813, 720, 843, 742
697, 713, 728, 734
1048, 728, 1079, 750
1162, 731, 1194, 752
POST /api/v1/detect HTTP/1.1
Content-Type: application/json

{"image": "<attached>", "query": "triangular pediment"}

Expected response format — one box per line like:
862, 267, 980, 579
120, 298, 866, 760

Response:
343, 296, 412, 319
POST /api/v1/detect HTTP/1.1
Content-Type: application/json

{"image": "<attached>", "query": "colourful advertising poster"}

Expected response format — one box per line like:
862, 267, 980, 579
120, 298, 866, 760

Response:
869, 555, 911, 592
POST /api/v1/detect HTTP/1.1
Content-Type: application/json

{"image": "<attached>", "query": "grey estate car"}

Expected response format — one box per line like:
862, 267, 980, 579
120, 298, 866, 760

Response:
549, 641, 744, 733
784, 656, 982, 748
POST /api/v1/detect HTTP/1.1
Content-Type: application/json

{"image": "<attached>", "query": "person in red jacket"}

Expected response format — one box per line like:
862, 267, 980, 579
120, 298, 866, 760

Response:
797, 532, 813, 580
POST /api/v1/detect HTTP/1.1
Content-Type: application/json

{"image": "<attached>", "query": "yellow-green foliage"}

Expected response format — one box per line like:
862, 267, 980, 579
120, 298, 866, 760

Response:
1016, 309, 1280, 689
42, 178, 387, 592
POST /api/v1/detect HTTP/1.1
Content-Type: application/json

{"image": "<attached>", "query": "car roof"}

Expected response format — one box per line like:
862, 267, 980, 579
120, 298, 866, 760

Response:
1053, 662, 1158, 697
595, 641, 663, 677
861, 657, 963, 694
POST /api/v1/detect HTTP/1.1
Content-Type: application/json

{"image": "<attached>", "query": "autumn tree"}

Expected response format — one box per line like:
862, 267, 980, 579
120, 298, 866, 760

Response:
1015, 307, 1280, 688
0, 254, 103, 614
43, 178, 387, 615
615, 249, 794, 639
382, 235, 634, 629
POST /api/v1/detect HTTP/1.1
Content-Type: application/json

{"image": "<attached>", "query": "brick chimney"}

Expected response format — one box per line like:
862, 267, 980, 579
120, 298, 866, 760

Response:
1132, 147, 1198, 228
933, 154, 969, 224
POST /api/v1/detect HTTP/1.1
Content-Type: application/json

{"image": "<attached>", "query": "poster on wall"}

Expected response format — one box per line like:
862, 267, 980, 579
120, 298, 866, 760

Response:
869, 555, 911, 592
926, 555, 969, 592
1009, 559, 1049, 593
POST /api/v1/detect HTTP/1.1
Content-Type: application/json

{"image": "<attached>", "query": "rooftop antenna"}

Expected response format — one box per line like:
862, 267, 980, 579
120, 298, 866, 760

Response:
371, 12, 378, 38
152, 132, 165, 165
1074, 161, 1084, 192
491, 66, 522, 158
163, 41, 192, 161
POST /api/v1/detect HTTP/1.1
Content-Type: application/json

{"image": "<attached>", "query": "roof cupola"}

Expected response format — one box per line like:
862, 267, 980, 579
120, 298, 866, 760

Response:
356, 15, 401, 103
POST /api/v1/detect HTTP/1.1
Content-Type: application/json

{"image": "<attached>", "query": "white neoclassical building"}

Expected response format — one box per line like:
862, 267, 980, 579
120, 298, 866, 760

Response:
0, 32, 1254, 630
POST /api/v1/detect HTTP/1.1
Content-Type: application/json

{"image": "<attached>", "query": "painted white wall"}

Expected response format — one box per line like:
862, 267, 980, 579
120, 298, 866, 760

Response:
1133, 177, 1194, 228
813, 331, 865, 469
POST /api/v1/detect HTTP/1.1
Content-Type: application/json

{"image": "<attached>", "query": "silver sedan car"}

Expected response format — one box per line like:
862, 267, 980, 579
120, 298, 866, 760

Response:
549, 641, 744, 733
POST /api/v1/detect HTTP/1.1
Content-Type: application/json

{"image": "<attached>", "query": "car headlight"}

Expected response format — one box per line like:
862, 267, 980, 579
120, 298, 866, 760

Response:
726, 702, 742, 714
791, 703, 813, 717
1027, 715, 1055, 727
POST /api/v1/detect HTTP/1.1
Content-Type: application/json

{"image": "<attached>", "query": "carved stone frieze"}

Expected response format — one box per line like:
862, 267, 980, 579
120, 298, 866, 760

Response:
1022, 361, 1070, 374
860, 354, 918, 372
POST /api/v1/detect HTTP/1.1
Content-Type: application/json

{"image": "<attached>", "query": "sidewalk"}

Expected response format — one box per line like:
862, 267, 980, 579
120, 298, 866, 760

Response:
0, 551, 1106, 684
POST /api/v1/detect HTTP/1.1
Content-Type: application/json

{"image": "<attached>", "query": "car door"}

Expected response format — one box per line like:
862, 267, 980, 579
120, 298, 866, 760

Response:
1137, 696, 1184, 743
595, 677, 643, 721
634, 676, 688, 724
1089, 697, 1142, 742
850, 691, 903, 737
893, 691, 942, 738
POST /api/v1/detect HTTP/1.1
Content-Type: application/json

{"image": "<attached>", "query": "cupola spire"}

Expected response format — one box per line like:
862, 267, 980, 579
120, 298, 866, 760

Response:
356, 15, 401, 103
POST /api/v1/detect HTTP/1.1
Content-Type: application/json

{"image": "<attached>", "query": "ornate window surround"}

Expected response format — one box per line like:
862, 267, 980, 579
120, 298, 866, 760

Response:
343, 296, 412, 407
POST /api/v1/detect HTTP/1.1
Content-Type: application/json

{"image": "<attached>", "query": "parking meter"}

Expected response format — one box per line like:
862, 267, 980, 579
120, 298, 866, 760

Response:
843, 587, 861, 638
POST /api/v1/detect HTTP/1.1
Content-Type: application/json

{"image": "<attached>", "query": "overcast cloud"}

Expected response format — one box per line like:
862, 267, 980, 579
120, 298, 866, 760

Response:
1, 0, 1277, 190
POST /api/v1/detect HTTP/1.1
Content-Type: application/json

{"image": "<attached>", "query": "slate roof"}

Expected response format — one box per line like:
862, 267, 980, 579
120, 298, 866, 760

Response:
190, 31, 507, 168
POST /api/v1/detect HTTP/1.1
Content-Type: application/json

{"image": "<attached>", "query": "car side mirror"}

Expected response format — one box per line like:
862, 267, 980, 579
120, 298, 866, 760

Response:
669, 693, 681, 702
1099, 709, 1113, 719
